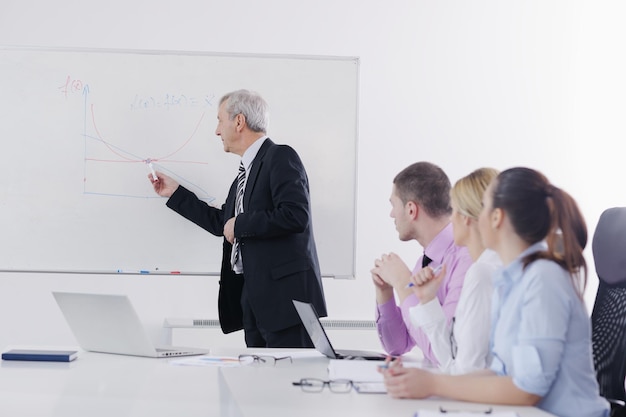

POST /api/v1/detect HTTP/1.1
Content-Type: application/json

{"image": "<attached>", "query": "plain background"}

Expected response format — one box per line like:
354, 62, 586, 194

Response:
1, 0, 625, 350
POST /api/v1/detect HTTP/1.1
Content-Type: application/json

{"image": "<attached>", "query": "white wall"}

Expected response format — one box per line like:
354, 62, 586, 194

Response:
1, 0, 625, 350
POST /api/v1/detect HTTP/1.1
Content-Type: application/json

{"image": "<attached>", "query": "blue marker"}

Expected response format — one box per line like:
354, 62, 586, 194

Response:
406, 264, 443, 288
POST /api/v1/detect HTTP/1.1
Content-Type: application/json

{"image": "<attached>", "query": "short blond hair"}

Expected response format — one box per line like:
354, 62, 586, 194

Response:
450, 168, 499, 219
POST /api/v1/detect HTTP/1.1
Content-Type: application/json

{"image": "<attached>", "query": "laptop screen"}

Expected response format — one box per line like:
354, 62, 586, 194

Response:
53, 291, 159, 356
292, 300, 338, 359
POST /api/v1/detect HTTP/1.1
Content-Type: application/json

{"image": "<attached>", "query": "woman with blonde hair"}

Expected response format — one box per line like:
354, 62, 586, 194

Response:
408, 167, 500, 374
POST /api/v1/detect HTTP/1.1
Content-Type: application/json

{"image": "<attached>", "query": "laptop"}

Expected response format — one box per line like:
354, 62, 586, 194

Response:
293, 300, 386, 361
52, 291, 208, 358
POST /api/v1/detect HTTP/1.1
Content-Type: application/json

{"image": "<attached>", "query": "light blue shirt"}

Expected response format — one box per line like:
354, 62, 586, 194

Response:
490, 242, 609, 417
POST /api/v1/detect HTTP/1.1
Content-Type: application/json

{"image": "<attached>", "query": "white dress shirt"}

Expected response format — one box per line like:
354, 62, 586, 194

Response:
232, 136, 267, 274
409, 249, 501, 374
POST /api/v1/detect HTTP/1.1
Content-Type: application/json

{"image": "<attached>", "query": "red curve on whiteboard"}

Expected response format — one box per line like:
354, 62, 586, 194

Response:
89, 103, 208, 164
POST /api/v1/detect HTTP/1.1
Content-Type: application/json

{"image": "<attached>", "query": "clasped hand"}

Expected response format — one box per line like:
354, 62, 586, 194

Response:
407, 264, 447, 304
371, 253, 411, 290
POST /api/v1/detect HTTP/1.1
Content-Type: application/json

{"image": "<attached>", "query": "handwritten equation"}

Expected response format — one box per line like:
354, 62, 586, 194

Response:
130, 93, 215, 111
59, 74, 216, 111
58, 75, 86, 99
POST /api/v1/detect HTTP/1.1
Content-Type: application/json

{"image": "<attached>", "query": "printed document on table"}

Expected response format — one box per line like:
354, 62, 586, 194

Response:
328, 359, 386, 394
328, 359, 384, 382
169, 355, 242, 367
328, 358, 425, 381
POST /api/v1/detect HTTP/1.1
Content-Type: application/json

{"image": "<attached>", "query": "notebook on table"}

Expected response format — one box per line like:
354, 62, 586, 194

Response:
52, 291, 208, 358
292, 300, 386, 361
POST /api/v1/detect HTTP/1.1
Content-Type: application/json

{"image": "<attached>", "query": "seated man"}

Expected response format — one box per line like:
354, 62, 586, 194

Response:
371, 162, 472, 363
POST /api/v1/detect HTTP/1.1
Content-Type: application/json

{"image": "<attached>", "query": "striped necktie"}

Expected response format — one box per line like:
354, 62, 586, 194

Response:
230, 161, 246, 271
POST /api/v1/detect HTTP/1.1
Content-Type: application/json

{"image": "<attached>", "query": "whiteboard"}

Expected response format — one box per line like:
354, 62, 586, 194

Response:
0, 47, 358, 277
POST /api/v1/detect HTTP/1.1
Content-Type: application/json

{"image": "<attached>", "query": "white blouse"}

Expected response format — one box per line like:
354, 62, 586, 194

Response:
409, 249, 501, 374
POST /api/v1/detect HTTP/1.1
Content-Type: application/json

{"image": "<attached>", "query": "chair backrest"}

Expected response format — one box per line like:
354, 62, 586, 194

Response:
591, 207, 626, 402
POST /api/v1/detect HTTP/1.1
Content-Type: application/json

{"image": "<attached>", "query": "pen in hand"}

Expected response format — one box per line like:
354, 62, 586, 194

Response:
378, 356, 401, 372
406, 264, 443, 288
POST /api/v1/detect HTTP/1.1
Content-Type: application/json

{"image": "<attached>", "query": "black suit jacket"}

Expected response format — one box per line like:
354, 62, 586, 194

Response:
166, 139, 327, 333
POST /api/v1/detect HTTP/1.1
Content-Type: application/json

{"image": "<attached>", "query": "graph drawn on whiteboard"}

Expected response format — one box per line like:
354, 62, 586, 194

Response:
60, 74, 219, 203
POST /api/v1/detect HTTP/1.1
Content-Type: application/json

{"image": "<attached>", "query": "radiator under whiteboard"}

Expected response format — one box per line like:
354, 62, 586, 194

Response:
164, 318, 376, 330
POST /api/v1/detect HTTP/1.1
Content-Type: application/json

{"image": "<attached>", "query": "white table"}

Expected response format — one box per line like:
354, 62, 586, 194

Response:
0, 349, 555, 417
218, 353, 556, 417
0, 351, 222, 416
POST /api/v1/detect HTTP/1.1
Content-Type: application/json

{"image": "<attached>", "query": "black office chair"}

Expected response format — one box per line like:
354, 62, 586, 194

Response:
592, 207, 626, 417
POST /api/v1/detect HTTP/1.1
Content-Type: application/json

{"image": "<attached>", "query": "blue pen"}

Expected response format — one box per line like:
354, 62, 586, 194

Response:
406, 264, 443, 288
378, 356, 399, 370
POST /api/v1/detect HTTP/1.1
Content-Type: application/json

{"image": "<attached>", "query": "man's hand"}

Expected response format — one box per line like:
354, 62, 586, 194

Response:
149, 171, 179, 198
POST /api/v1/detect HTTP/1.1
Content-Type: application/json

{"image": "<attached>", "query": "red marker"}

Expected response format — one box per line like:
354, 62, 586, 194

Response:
170, 271, 181, 274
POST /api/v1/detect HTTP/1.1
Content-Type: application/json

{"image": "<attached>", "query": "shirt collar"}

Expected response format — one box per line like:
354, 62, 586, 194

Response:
494, 240, 548, 287
241, 136, 268, 171
423, 223, 454, 265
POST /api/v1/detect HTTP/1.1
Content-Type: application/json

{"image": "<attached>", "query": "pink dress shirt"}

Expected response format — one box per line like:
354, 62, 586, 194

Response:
375, 223, 472, 363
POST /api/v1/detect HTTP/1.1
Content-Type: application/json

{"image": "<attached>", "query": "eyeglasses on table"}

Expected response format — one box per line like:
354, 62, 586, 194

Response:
292, 378, 354, 393
237, 354, 293, 366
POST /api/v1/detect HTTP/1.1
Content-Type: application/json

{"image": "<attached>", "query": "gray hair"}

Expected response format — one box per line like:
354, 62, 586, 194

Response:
219, 89, 270, 133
